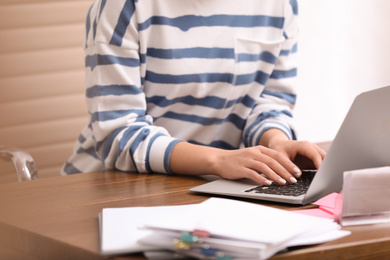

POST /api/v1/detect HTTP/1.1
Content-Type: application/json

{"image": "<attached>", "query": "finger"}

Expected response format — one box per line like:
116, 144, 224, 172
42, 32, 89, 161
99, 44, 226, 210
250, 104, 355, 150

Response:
313, 145, 326, 169
260, 165, 292, 185
316, 145, 327, 158
248, 157, 295, 185
301, 144, 325, 170
290, 142, 325, 171
257, 149, 299, 184
244, 169, 274, 186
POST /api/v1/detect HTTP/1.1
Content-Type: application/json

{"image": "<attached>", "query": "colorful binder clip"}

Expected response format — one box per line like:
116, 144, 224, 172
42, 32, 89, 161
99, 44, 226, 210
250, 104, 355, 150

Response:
172, 230, 234, 259
180, 232, 200, 243
173, 239, 191, 250
193, 229, 210, 238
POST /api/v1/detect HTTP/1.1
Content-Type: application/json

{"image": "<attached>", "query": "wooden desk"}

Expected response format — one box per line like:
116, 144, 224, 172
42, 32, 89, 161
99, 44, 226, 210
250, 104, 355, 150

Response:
1, 170, 390, 260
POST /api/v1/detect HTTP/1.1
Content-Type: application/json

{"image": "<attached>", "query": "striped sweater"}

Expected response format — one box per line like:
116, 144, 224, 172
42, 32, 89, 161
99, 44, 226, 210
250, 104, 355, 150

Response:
62, 0, 299, 175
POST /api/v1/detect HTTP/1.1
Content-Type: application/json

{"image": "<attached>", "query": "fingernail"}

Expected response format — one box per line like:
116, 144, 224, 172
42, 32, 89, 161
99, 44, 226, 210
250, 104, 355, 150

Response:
294, 167, 301, 177
290, 177, 297, 183
265, 180, 273, 186
279, 178, 286, 185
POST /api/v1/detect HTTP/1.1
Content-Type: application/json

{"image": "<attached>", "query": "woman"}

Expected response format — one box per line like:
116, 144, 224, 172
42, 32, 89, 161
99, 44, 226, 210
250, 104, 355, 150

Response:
62, 0, 325, 186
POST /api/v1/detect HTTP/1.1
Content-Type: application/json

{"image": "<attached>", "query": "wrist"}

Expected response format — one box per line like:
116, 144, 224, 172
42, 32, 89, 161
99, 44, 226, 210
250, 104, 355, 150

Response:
170, 142, 222, 175
259, 128, 289, 149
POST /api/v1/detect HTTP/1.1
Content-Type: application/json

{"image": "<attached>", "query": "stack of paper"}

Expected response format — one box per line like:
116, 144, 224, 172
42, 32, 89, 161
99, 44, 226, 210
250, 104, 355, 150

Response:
99, 198, 350, 259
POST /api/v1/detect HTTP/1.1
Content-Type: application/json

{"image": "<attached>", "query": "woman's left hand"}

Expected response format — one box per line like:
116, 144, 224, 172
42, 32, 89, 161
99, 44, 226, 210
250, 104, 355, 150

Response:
260, 129, 326, 170
268, 139, 326, 170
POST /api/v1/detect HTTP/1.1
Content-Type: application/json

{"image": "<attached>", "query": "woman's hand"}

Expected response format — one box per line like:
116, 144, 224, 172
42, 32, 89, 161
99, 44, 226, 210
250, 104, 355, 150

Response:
268, 139, 326, 170
210, 145, 305, 186
261, 129, 326, 170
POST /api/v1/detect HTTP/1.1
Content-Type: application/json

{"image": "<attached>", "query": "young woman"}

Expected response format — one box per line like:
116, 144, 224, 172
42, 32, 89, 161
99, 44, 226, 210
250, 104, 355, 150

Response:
62, 0, 325, 186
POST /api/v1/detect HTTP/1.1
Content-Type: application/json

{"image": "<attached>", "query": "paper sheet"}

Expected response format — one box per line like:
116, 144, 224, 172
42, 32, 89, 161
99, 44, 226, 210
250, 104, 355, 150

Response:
143, 198, 342, 244
100, 204, 196, 256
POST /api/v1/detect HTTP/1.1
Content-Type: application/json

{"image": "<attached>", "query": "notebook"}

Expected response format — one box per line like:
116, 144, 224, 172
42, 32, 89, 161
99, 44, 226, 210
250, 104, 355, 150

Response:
190, 85, 390, 205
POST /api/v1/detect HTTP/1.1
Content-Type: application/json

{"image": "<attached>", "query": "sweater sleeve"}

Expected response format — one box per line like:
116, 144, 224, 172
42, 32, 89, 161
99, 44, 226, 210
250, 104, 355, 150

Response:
243, 0, 299, 147
84, 0, 182, 173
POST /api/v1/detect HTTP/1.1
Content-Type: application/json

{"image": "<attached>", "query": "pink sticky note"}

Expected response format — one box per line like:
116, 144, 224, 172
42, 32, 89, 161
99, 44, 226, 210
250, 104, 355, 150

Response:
291, 193, 342, 220
319, 205, 334, 215
292, 208, 334, 219
313, 192, 339, 209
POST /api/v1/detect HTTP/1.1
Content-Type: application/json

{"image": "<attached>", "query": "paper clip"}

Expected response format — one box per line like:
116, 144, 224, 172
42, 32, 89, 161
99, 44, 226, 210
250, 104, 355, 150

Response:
215, 256, 234, 260
200, 245, 233, 260
193, 229, 210, 238
180, 232, 200, 243
173, 239, 191, 250
172, 230, 234, 259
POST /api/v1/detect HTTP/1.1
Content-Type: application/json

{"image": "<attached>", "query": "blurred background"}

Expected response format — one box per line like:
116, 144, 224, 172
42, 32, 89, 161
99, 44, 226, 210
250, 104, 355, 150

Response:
295, 0, 390, 142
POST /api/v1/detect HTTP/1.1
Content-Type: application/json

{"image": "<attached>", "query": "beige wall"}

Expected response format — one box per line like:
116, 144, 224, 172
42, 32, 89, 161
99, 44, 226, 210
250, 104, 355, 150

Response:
295, 0, 390, 142
0, 0, 93, 182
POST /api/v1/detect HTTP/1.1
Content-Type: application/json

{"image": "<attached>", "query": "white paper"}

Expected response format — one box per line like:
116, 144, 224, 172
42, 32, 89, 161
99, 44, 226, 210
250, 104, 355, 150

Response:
143, 198, 338, 245
285, 223, 350, 247
342, 166, 390, 216
100, 204, 196, 256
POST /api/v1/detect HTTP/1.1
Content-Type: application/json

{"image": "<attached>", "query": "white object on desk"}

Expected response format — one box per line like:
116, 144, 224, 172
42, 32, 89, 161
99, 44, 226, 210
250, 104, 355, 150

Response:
99, 204, 196, 256
340, 166, 390, 226
140, 197, 350, 260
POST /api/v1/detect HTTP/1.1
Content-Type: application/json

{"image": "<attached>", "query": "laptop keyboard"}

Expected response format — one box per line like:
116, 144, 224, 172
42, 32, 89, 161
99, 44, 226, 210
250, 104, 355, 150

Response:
244, 170, 316, 197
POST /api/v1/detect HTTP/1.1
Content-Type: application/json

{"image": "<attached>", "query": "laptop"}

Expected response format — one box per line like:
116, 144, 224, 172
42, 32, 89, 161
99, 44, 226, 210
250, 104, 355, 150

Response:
190, 85, 390, 205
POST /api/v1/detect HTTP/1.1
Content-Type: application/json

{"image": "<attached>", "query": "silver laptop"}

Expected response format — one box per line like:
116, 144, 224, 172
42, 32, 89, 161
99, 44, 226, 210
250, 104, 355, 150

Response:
190, 85, 390, 205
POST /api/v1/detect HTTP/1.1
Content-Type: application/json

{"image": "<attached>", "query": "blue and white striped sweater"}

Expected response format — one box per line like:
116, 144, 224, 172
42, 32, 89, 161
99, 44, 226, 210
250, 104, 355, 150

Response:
62, 0, 299, 175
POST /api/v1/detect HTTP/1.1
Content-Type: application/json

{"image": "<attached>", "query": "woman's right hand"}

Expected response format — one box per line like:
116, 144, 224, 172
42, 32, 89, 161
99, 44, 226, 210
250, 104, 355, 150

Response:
210, 145, 301, 185
170, 142, 301, 185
